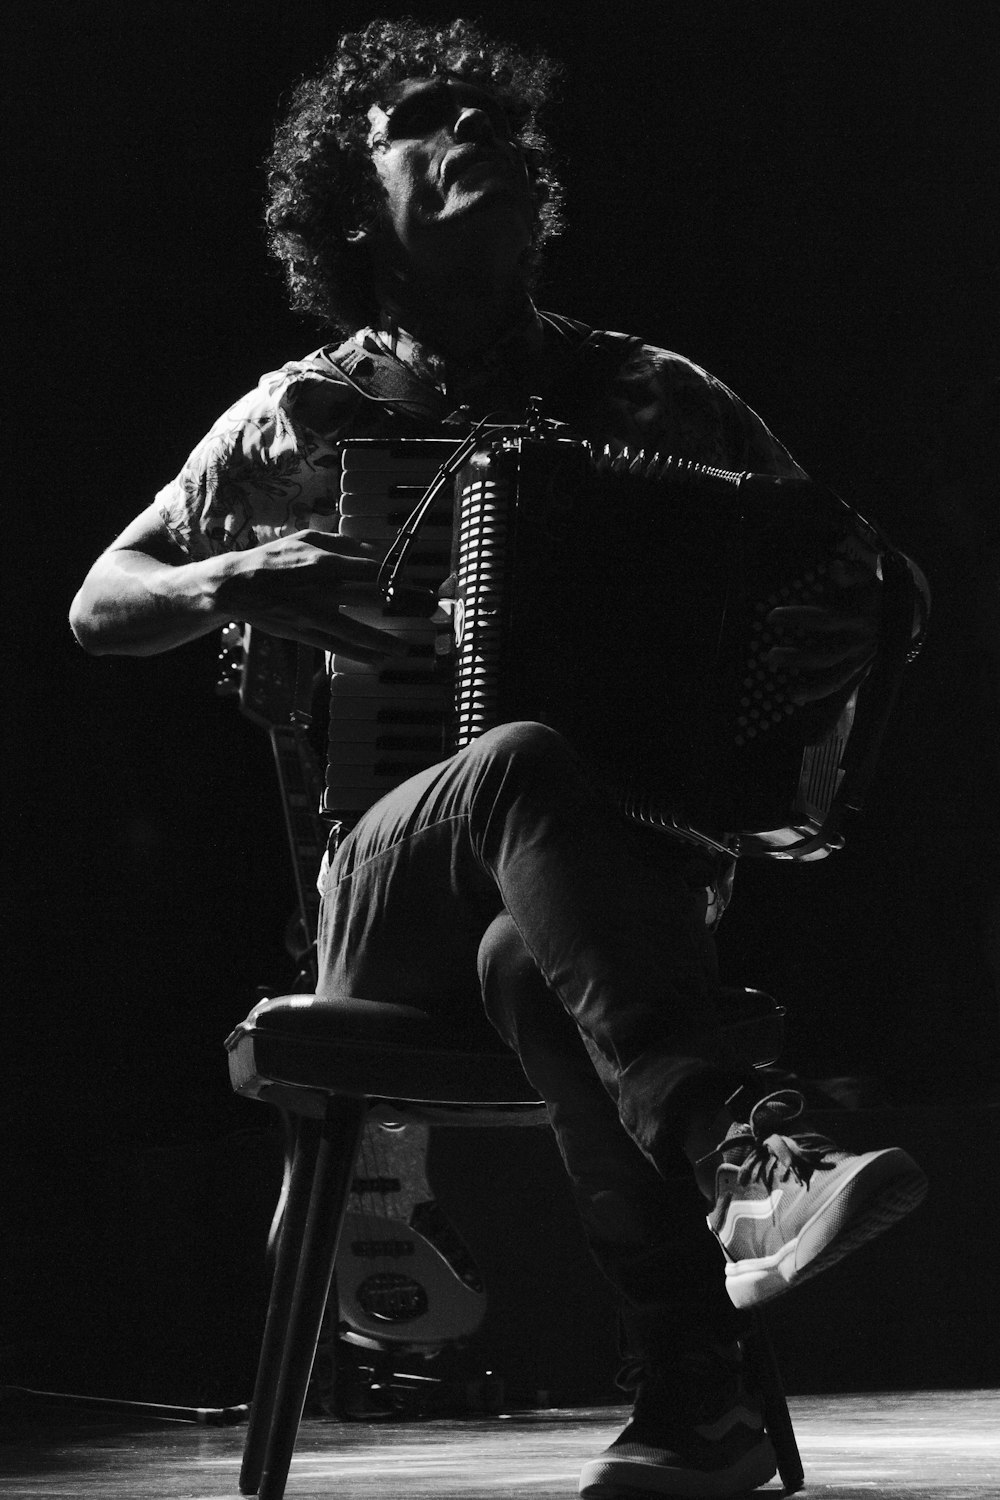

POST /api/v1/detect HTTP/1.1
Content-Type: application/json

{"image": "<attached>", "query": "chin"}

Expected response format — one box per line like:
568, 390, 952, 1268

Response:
448, 183, 533, 230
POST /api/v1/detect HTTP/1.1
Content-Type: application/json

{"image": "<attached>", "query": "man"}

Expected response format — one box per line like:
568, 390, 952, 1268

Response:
71, 19, 926, 1499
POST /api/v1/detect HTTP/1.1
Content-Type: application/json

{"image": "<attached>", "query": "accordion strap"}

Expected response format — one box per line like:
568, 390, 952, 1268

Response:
539, 310, 646, 364
314, 316, 647, 427
314, 339, 455, 424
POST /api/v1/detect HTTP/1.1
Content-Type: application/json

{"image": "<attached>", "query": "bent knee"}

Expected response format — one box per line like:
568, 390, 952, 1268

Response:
478, 911, 538, 992
478, 912, 553, 1043
469, 720, 576, 771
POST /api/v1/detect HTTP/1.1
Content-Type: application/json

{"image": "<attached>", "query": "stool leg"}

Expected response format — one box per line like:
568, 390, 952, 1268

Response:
743, 1310, 804, 1495
258, 1096, 367, 1500
240, 1115, 322, 1495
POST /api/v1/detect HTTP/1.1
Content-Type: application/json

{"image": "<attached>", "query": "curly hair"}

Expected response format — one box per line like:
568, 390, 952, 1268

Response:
265, 16, 565, 334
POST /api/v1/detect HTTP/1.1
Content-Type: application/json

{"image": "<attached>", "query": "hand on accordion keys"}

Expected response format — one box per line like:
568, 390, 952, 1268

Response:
764, 557, 881, 707
214, 530, 411, 664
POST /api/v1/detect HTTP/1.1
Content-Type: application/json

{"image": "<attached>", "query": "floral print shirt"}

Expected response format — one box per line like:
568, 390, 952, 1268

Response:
155, 307, 807, 909
155, 307, 804, 560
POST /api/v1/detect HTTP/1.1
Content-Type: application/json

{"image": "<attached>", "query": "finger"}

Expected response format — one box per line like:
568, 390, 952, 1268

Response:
298, 531, 382, 558
767, 605, 877, 638
236, 561, 384, 608
305, 552, 384, 583
332, 642, 404, 666
331, 609, 409, 656
242, 603, 407, 660
828, 557, 876, 589
292, 532, 386, 578
279, 578, 436, 612
239, 616, 400, 664
307, 578, 386, 604
786, 665, 871, 705
768, 641, 876, 676
266, 582, 385, 616
766, 645, 876, 706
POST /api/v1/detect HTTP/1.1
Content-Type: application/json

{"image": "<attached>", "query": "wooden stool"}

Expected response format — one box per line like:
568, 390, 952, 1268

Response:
225, 990, 804, 1499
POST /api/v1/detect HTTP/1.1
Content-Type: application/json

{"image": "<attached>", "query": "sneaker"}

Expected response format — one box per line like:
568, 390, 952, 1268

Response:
706, 1090, 928, 1309
578, 1345, 777, 1498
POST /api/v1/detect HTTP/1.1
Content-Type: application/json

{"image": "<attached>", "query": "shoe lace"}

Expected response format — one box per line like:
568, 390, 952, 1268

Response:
614, 1356, 648, 1396
702, 1089, 836, 1190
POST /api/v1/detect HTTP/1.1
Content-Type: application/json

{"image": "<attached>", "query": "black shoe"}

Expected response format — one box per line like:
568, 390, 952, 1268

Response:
578, 1344, 776, 1498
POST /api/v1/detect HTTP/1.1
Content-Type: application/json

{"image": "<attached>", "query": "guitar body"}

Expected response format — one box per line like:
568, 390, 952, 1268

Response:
339, 1109, 486, 1352
337, 1209, 486, 1350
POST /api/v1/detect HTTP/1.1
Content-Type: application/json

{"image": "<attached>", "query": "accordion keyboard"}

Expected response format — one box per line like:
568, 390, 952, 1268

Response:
323, 439, 458, 823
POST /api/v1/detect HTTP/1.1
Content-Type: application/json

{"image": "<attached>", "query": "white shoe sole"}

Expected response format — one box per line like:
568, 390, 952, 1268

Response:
723, 1147, 928, 1309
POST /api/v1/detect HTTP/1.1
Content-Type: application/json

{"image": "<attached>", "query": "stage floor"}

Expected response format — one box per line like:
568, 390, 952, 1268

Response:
2, 1389, 997, 1498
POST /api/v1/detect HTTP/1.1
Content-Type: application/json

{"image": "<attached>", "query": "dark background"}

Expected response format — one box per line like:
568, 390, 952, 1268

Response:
6, 0, 998, 1405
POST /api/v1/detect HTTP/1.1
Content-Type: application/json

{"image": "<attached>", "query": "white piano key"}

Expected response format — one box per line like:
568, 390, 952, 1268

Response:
341, 440, 457, 472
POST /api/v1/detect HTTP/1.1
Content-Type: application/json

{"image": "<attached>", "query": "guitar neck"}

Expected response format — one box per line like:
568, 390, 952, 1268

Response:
268, 723, 326, 950
217, 624, 329, 969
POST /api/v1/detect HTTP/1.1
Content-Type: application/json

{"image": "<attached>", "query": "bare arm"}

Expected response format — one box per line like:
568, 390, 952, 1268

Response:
69, 504, 403, 662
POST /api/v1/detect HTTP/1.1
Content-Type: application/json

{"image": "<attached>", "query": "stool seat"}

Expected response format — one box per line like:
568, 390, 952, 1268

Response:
226, 993, 544, 1118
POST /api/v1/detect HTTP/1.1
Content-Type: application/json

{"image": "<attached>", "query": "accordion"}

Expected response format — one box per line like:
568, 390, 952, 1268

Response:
324, 426, 927, 859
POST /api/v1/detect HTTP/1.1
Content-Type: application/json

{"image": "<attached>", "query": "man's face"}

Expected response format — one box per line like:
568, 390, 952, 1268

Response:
364, 75, 535, 272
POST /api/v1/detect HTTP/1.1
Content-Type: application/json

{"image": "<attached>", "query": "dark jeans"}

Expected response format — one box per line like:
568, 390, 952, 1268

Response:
317, 721, 746, 1351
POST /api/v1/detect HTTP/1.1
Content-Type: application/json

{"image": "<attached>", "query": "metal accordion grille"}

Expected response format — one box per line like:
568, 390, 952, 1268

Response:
453, 463, 512, 749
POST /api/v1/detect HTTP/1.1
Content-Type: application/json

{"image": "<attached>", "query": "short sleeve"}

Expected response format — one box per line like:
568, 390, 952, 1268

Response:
594, 335, 807, 480
154, 354, 361, 560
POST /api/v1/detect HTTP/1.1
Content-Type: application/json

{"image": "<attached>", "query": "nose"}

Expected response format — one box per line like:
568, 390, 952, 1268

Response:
453, 105, 497, 145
